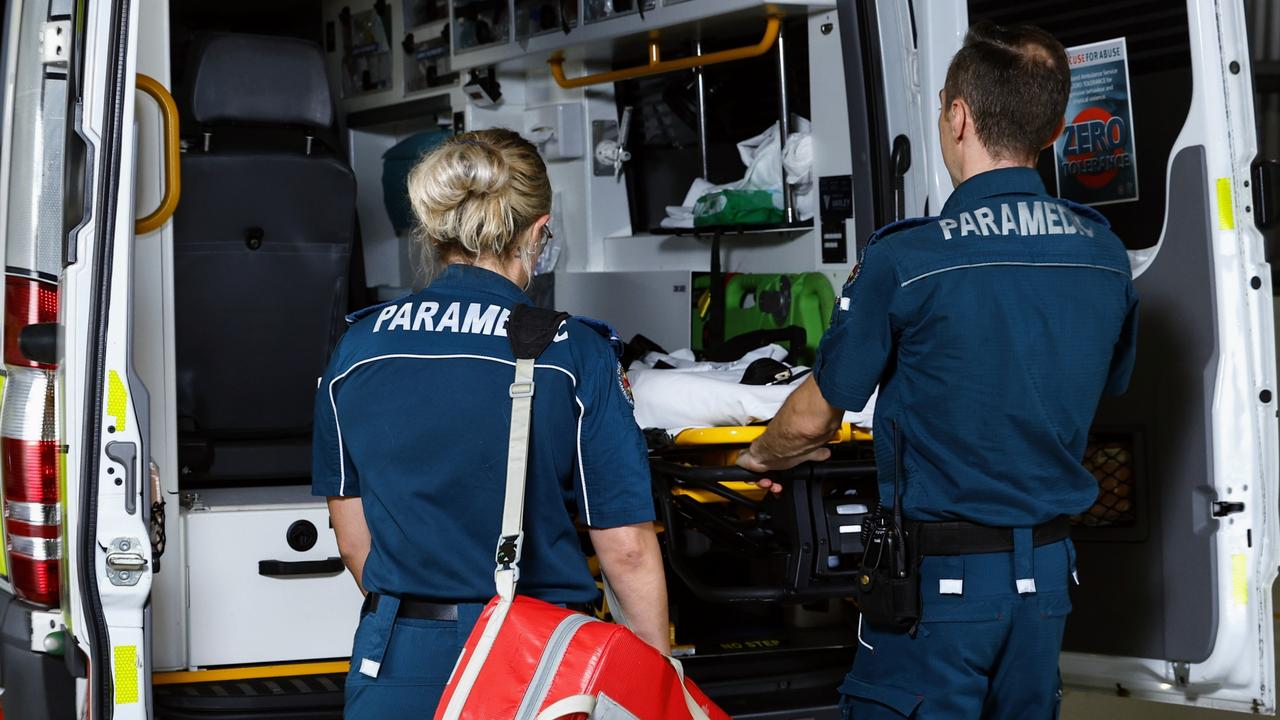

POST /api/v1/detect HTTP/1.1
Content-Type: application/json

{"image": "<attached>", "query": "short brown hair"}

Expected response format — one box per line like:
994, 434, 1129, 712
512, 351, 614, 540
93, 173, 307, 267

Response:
943, 21, 1070, 162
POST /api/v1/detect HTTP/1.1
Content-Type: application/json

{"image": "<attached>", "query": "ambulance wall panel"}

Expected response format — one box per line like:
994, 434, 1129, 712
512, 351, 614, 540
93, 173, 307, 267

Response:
1067, 146, 1219, 663
349, 128, 411, 290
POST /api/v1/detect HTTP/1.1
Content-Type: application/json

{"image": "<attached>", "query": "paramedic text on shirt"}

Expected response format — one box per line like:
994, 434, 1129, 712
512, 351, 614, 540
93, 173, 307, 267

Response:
736, 22, 1138, 720
312, 129, 670, 719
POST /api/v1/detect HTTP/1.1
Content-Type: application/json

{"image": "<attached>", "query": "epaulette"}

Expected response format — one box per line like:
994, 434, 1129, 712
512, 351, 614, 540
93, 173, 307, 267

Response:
1058, 198, 1111, 228
345, 296, 406, 325
867, 216, 940, 245
573, 316, 626, 359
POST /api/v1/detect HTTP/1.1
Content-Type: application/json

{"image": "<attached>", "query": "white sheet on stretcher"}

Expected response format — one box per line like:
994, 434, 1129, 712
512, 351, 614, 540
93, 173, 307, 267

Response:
627, 345, 876, 434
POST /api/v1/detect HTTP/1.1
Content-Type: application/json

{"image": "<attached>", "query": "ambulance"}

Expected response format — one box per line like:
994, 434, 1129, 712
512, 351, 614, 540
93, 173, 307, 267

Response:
0, 0, 1275, 717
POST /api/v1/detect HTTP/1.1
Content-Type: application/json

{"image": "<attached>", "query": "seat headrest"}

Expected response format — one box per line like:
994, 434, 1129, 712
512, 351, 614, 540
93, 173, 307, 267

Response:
189, 33, 333, 130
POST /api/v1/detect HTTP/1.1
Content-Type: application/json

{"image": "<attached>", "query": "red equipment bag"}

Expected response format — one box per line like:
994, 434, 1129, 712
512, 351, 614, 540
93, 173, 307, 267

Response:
436, 595, 728, 719
435, 306, 730, 720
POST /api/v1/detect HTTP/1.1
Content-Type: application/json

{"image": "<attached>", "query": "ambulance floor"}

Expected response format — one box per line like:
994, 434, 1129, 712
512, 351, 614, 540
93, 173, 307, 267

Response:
1060, 580, 1280, 719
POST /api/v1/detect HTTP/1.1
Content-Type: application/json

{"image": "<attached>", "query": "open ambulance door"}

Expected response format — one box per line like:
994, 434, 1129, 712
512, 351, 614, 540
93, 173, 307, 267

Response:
840, 0, 1279, 713
61, 0, 155, 717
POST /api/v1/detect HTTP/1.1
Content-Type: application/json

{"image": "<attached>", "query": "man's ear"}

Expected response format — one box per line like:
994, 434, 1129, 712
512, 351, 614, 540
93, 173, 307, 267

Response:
1043, 117, 1066, 148
948, 98, 969, 143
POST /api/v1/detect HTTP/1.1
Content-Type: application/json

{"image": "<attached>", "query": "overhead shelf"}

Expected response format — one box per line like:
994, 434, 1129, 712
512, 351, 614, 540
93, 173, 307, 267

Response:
449, 0, 836, 75
649, 220, 814, 237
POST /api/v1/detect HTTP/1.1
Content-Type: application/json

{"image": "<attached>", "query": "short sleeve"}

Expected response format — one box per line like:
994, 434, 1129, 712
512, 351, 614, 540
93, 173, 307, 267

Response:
312, 346, 361, 497
1104, 284, 1139, 396
569, 323, 656, 529
812, 242, 900, 411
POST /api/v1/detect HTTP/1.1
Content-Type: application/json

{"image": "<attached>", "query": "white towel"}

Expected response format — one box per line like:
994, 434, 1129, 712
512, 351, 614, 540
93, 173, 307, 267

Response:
628, 345, 876, 434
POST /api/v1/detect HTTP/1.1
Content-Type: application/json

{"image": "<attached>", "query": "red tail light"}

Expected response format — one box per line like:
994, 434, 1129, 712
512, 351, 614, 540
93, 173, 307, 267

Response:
2, 275, 61, 608
4, 278, 57, 369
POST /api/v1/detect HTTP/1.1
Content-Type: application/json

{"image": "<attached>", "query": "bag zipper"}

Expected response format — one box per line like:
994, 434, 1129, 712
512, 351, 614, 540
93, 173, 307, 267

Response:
514, 612, 599, 719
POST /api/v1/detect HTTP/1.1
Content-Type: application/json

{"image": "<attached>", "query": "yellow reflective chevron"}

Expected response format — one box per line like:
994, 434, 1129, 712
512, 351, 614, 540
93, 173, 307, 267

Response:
114, 645, 139, 704
107, 370, 128, 432
1217, 177, 1236, 230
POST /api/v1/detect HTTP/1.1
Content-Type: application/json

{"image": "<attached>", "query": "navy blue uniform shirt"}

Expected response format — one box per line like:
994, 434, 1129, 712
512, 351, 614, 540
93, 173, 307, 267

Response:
312, 264, 655, 605
813, 167, 1138, 527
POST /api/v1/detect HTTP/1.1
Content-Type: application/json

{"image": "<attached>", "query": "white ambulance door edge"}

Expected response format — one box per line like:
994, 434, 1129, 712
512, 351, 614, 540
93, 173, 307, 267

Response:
62, 0, 153, 716
1057, 0, 1279, 712
907, 0, 964, 211
870, 0, 928, 222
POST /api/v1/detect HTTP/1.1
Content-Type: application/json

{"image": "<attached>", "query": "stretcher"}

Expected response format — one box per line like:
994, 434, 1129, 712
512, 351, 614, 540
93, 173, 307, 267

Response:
649, 423, 877, 603
648, 423, 1139, 604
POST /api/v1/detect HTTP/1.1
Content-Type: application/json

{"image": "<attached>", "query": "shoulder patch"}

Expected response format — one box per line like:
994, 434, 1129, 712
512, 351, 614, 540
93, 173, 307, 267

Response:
1058, 198, 1111, 229
867, 215, 940, 246
616, 363, 635, 407
345, 297, 406, 325
573, 316, 626, 359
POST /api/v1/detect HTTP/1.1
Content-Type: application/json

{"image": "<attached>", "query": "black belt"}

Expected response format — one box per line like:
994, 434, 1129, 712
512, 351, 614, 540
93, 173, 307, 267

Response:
363, 593, 594, 620
364, 594, 459, 621
914, 516, 1070, 556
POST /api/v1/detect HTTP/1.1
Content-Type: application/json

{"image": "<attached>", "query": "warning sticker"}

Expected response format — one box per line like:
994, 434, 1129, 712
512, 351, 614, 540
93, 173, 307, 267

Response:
1055, 37, 1140, 206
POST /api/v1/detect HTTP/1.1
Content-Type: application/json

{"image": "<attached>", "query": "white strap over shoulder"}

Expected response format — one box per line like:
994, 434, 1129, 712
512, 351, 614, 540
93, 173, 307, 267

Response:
495, 357, 537, 601
440, 354, 538, 720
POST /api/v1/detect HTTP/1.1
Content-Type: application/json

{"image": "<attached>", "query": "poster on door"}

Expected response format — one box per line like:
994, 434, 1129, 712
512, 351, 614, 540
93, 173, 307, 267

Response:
1054, 37, 1139, 206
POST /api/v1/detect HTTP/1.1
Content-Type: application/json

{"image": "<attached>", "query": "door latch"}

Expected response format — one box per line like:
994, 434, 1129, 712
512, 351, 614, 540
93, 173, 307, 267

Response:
105, 537, 148, 586
1212, 501, 1245, 518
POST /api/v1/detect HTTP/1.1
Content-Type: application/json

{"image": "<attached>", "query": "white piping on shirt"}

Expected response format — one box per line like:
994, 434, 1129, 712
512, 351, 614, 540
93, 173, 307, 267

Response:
574, 395, 591, 525
327, 353, 577, 496
900, 261, 1129, 288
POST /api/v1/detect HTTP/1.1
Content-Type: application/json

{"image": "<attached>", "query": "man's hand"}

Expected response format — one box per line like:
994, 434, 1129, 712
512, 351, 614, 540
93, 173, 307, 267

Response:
735, 377, 844, 493
736, 445, 832, 493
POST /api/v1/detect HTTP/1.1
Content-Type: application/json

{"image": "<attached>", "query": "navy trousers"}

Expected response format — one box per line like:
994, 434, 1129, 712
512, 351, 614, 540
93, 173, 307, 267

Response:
344, 600, 483, 719
840, 539, 1075, 719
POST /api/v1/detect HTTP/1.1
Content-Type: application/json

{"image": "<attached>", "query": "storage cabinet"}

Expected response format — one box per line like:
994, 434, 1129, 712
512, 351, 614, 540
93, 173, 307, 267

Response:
185, 487, 364, 667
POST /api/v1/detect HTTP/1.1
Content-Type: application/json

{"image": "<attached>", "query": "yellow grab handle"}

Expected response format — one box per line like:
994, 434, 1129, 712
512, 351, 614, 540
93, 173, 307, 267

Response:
549, 15, 782, 89
672, 423, 868, 447
135, 74, 181, 235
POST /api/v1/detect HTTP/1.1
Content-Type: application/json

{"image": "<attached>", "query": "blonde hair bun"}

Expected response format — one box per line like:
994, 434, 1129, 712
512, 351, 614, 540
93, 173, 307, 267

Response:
407, 128, 552, 277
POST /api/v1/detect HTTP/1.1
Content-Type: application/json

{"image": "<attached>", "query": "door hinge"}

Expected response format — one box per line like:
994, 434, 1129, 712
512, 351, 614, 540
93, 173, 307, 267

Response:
1172, 661, 1190, 688
105, 537, 148, 586
1212, 501, 1246, 518
39, 21, 71, 67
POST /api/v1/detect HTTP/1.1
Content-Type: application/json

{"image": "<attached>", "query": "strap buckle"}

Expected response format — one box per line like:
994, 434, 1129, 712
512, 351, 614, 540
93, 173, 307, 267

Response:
496, 532, 524, 568
509, 381, 535, 399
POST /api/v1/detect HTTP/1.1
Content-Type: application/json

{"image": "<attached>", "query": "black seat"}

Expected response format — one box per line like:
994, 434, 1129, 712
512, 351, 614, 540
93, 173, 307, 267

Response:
173, 33, 355, 483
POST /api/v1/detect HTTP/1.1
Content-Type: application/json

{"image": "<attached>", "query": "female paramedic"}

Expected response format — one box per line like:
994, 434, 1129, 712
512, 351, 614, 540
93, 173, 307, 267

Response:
311, 128, 670, 718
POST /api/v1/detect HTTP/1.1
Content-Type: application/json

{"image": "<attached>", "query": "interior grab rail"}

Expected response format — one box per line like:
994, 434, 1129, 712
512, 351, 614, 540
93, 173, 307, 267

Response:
135, 74, 182, 235
548, 15, 782, 89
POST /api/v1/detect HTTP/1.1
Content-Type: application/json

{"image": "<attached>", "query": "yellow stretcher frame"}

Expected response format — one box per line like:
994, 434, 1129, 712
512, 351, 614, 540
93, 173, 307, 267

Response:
663, 423, 869, 504
672, 423, 869, 446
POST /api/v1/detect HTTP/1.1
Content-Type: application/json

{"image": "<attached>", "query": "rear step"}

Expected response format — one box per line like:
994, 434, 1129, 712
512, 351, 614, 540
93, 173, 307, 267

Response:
154, 673, 345, 720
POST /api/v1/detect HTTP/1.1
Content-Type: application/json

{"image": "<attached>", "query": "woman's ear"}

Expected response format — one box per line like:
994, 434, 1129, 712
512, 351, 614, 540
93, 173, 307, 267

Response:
531, 214, 551, 237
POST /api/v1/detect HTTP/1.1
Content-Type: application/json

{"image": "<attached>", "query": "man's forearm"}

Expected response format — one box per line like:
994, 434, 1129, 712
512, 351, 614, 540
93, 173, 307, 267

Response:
742, 377, 845, 470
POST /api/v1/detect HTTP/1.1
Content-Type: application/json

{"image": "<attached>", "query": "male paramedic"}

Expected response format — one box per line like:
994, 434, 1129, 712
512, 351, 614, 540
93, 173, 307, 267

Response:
736, 21, 1138, 719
